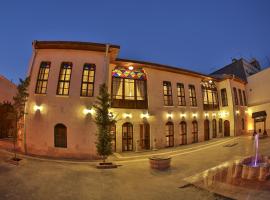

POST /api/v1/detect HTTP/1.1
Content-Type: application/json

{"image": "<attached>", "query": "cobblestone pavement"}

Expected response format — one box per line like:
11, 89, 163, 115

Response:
0, 136, 269, 200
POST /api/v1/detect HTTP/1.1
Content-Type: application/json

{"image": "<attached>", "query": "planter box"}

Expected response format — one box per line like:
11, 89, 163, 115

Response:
149, 156, 171, 170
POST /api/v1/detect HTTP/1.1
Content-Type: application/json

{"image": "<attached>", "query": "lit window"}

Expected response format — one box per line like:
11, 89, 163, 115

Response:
80, 64, 95, 97
189, 85, 197, 107
57, 62, 72, 96
177, 83, 186, 106
163, 81, 173, 106
35, 62, 50, 94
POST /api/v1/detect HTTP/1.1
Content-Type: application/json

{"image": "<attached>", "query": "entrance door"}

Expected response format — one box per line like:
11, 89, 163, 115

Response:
122, 122, 133, 151
140, 123, 150, 150
224, 120, 230, 137
204, 119, 210, 140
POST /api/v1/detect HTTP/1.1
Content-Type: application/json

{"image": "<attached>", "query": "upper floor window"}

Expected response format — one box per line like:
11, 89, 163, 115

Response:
189, 85, 197, 107
221, 88, 228, 107
238, 89, 243, 106
242, 90, 247, 106
201, 81, 219, 110
163, 81, 173, 106
80, 64, 95, 97
35, 62, 50, 94
111, 66, 147, 109
233, 87, 238, 105
177, 83, 186, 106
57, 62, 72, 96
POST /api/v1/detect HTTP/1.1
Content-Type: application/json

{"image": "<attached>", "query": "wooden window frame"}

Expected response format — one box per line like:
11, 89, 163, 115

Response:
35, 61, 51, 94
201, 84, 219, 110
242, 90, 247, 106
56, 62, 72, 96
221, 88, 228, 107
189, 85, 197, 107
111, 77, 148, 109
165, 121, 174, 147
80, 63, 96, 97
177, 83, 186, 106
54, 124, 67, 148
192, 120, 198, 143
233, 87, 238, 105
238, 89, 243, 106
163, 81, 173, 106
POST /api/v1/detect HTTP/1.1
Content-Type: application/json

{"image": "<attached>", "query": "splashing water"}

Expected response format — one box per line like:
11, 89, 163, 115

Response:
253, 133, 259, 167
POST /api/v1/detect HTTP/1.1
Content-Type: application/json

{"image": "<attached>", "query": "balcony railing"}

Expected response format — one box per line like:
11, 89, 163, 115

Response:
203, 104, 219, 111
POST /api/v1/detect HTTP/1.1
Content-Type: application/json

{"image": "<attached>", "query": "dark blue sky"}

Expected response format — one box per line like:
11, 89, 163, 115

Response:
0, 0, 270, 83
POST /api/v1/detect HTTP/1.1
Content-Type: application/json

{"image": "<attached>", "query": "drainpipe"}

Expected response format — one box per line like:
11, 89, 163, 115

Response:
104, 44, 110, 86
228, 78, 236, 137
23, 42, 38, 154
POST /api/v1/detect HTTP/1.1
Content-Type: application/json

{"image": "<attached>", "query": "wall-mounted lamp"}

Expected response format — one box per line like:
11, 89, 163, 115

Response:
128, 66, 134, 70
167, 112, 173, 119
236, 110, 240, 115
33, 105, 43, 112
192, 113, 198, 118
123, 113, 132, 119
180, 113, 186, 118
141, 113, 150, 119
204, 112, 209, 118
83, 108, 95, 115
212, 113, 216, 117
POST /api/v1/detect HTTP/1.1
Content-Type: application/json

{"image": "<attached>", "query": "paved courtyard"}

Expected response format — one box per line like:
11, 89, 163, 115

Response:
0, 136, 269, 200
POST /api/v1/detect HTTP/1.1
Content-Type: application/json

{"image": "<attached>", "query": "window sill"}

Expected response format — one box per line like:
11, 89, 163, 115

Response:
163, 105, 175, 108
34, 93, 47, 96
55, 95, 69, 98
80, 96, 95, 98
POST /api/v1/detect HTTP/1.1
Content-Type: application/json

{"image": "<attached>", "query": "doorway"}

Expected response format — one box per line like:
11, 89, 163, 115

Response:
204, 119, 210, 140
140, 123, 150, 150
224, 120, 230, 137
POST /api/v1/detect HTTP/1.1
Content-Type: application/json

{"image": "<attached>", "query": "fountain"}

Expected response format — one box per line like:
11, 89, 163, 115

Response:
233, 133, 270, 181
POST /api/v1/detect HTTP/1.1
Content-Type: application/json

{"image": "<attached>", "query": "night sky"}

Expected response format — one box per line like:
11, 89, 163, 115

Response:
0, 0, 270, 83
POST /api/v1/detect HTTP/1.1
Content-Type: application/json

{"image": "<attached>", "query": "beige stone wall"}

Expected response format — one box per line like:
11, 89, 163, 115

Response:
25, 49, 108, 159
0, 75, 17, 103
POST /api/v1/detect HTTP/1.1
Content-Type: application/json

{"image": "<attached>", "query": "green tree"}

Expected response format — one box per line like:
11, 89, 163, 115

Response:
94, 83, 115, 162
12, 77, 30, 159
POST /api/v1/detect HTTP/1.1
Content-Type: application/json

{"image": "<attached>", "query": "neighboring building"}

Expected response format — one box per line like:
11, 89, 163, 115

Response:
0, 75, 17, 103
24, 41, 248, 159
211, 58, 261, 81
246, 67, 270, 135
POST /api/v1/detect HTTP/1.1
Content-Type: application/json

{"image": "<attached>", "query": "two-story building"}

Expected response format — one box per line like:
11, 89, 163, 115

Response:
24, 41, 248, 159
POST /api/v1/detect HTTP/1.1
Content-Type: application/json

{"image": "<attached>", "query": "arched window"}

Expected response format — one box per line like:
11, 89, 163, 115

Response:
165, 122, 174, 147
224, 120, 230, 137
54, 124, 67, 148
110, 123, 116, 152
212, 119, 217, 138
192, 120, 198, 143
218, 118, 223, 134
122, 122, 133, 151
180, 121, 187, 145
80, 63, 96, 97
242, 118, 245, 130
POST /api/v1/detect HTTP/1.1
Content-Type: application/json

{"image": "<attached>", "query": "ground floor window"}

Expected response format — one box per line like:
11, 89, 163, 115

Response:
122, 122, 133, 151
192, 120, 198, 143
180, 121, 187, 145
224, 120, 230, 137
165, 122, 174, 147
204, 119, 210, 141
218, 118, 223, 134
54, 124, 67, 148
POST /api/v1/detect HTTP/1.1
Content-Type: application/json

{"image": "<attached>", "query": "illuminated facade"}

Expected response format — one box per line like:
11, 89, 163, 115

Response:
23, 41, 249, 159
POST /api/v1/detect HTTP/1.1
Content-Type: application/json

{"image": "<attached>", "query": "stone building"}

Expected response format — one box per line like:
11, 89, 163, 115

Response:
24, 41, 248, 159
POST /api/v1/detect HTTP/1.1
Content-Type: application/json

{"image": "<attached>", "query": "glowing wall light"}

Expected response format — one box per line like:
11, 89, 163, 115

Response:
128, 66, 134, 70
212, 113, 216, 117
167, 112, 173, 119
180, 113, 186, 118
83, 108, 95, 115
236, 110, 240, 115
33, 105, 43, 112
141, 113, 150, 119
123, 113, 132, 119
204, 112, 209, 118
192, 113, 198, 118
